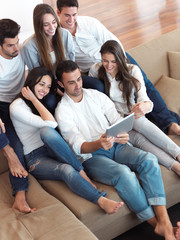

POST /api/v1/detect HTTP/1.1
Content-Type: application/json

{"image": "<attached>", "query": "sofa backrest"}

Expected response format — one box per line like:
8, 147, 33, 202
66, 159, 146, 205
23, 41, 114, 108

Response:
127, 28, 180, 85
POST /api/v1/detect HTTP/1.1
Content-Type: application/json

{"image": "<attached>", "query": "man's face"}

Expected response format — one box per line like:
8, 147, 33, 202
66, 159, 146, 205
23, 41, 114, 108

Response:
58, 7, 78, 31
0, 35, 19, 59
60, 68, 83, 101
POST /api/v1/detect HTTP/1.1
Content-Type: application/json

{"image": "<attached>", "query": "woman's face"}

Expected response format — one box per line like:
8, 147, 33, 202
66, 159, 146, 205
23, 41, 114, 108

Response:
42, 13, 58, 38
34, 75, 52, 99
102, 52, 118, 78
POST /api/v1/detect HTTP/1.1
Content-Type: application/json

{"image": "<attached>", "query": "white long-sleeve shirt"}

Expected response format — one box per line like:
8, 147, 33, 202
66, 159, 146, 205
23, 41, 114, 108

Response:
55, 88, 122, 162
10, 98, 57, 154
89, 63, 153, 116
67, 16, 125, 72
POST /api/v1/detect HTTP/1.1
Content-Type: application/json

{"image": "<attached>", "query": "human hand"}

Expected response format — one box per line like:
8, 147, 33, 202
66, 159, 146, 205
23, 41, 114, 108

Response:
114, 133, 129, 144
0, 118, 5, 134
21, 86, 37, 102
99, 133, 115, 150
131, 101, 151, 119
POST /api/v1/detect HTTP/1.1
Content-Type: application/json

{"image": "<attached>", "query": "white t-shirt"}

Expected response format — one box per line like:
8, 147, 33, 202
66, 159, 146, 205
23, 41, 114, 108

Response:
55, 88, 122, 162
0, 52, 25, 103
10, 98, 57, 154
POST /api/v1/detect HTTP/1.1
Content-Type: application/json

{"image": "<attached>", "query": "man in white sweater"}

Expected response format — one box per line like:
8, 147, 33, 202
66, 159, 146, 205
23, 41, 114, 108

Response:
55, 60, 180, 240
0, 19, 35, 213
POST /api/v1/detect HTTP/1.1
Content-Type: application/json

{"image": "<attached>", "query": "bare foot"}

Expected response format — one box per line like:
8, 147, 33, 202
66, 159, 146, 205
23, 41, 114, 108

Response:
12, 191, 36, 213
2, 145, 28, 178
79, 169, 97, 189
168, 123, 180, 136
171, 162, 180, 176
98, 196, 124, 214
175, 222, 180, 240
155, 221, 176, 240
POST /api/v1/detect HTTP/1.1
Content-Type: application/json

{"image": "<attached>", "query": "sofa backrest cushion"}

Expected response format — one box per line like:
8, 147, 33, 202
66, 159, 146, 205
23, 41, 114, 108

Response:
127, 28, 180, 85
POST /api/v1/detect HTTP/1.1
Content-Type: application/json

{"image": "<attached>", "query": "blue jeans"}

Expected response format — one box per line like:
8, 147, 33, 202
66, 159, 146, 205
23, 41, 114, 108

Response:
83, 143, 166, 222
0, 101, 28, 195
25, 126, 106, 204
82, 75, 104, 92
0, 126, 9, 149
126, 52, 180, 132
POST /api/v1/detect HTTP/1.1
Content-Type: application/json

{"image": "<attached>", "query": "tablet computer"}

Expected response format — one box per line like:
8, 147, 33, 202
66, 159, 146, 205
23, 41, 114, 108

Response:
106, 113, 134, 137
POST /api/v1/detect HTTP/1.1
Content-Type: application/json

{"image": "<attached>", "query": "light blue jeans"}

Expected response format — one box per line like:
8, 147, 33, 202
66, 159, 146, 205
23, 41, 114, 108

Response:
25, 127, 106, 204
83, 143, 166, 222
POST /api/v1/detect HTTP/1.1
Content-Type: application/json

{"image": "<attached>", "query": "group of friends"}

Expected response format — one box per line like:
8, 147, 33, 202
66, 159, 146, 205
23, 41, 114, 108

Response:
0, 0, 180, 239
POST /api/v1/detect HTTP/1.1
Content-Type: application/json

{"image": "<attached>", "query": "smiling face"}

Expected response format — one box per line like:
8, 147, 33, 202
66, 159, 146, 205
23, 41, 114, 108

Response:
34, 75, 52, 99
58, 7, 78, 33
0, 35, 19, 59
102, 52, 118, 78
42, 13, 58, 38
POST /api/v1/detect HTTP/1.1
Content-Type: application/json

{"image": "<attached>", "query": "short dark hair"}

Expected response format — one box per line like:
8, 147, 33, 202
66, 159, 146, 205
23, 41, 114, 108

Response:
0, 19, 20, 46
57, 0, 79, 12
56, 60, 79, 82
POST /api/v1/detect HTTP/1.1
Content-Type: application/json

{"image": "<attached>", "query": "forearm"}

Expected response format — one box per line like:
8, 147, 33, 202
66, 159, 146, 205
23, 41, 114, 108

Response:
32, 98, 56, 122
81, 140, 102, 154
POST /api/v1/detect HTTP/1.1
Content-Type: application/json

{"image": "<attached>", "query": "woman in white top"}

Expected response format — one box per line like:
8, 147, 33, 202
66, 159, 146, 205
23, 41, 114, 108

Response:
89, 40, 180, 176
10, 66, 123, 214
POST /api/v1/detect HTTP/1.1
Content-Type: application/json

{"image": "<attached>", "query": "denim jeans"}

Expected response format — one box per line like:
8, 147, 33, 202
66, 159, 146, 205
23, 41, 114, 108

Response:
0, 101, 28, 195
83, 143, 166, 222
126, 52, 180, 132
25, 143, 106, 204
0, 126, 9, 149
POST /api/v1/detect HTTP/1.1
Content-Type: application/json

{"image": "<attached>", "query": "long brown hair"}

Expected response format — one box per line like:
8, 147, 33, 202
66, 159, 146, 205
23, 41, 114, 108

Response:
14, 67, 56, 115
99, 40, 140, 111
33, 4, 65, 75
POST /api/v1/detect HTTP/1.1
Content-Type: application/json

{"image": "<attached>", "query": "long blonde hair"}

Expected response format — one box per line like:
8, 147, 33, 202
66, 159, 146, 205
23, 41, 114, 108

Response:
33, 4, 65, 75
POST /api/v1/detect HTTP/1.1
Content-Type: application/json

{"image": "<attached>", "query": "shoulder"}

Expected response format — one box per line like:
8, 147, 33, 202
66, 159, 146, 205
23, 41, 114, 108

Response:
10, 98, 27, 114
78, 16, 100, 25
89, 62, 102, 78
22, 35, 38, 50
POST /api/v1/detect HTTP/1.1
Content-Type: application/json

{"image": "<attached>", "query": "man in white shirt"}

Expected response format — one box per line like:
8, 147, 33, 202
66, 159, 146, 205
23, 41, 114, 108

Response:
56, 0, 180, 136
0, 19, 35, 213
55, 60, 180, 239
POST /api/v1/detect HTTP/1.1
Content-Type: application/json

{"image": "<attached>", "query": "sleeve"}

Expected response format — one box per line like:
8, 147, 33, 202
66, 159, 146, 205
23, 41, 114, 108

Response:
10, 100, 57, 129
96, 90, 123, 125
22, 36, 41, 71
88, 63, 101, 78
89, 17, 125, 54
131, 65, 153, 112
61, 27, 75, 61
55, 102, 87, 156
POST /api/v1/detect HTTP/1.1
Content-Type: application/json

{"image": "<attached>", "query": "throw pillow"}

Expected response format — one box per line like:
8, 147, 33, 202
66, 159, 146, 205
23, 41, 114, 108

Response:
155, 75, 180, 115
167, 51, 180, 80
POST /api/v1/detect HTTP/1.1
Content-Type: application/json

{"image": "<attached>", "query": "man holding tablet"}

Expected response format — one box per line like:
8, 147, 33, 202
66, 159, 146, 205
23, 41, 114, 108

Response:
54, 60, 180, 240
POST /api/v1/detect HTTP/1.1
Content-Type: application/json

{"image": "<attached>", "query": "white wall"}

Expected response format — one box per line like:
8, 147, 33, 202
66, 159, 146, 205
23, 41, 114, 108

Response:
1, 0, 43, 42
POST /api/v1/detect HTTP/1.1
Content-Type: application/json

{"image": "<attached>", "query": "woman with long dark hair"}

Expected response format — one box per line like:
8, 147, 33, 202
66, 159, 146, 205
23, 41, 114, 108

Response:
89, 40, 180, 176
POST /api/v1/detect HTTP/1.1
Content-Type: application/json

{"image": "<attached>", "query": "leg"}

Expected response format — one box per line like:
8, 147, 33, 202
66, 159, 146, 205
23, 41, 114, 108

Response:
133, 116, 180, 159
83, 151, 155, 222
126, 52, 180, 133
0, 102, 32, 213
129, 130, 180, 175
25, 147, 123, 213
82, 75, 104, 92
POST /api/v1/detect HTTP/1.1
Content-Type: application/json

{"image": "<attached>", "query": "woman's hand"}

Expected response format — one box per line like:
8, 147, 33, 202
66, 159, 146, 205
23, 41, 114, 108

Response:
0, 118, 5, 134
21, 86, 37, 102
131, 101, 151, 119
114, 133, 129, 144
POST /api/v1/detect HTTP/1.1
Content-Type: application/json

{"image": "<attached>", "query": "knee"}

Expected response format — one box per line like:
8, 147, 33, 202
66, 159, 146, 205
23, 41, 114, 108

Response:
112, 165, 136, 185
141, 152, 159, 169
40, 127, 56, 141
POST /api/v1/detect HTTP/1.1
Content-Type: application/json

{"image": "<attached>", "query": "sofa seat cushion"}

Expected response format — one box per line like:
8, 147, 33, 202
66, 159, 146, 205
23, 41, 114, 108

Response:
155, 75, 180, 115
167, 51, 180, 80
0, 172, 97, 240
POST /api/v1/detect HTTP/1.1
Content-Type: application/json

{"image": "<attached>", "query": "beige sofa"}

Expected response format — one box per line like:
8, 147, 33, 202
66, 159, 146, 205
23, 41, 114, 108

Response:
0, 28, 180, 240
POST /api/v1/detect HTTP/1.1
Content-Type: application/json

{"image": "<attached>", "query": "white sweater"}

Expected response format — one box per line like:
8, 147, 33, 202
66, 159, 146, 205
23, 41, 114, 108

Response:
10, 98, 57, 154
